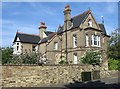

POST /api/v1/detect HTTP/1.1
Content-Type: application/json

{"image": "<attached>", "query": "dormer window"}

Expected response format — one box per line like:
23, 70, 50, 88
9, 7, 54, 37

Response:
88, 19, 92, 27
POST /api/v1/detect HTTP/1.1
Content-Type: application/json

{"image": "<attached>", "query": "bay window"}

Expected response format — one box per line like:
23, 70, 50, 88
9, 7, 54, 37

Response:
91, 35, 100, 47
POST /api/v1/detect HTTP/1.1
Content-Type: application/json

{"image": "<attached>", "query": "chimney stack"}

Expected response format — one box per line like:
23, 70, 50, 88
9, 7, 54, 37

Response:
63, 5, 72, 30
38, 22, 47, 39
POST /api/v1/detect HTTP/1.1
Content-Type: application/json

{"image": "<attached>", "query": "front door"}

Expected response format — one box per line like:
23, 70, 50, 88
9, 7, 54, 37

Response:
73, 53, 77, 64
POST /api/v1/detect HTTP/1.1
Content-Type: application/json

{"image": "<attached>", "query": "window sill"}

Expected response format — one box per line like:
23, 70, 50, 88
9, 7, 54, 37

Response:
73, 46, 77, 48
91, 45, 101, 47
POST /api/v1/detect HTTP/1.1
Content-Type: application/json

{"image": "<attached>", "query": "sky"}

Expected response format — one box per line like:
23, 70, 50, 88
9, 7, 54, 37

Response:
1, 2, 118, 47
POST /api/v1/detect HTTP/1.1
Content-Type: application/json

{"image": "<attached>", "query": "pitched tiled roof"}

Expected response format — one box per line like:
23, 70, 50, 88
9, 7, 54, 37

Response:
13, 32, 40, 44
39, 33, 56, 44
98, 23, 107, 35
72, 10, 90, 29
44, 31, 54, 36
57, 10, 90, 34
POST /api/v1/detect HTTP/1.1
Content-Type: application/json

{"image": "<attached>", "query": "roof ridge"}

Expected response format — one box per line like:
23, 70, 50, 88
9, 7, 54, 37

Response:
17, 32, 39, 37
72, 10, 90, 19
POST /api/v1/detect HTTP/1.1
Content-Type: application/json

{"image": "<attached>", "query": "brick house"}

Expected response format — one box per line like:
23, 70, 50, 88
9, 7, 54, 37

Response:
13, 5, 110, 64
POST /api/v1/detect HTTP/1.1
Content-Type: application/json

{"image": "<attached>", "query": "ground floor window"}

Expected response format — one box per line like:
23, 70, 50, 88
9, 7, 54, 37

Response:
73, 53, 77, 64
32, 45, 36, 52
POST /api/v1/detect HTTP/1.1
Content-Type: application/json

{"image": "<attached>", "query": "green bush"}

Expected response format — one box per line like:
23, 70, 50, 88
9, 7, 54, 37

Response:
80, 51, 101, 66
108, 58, 120, 70
59, 60, 68, 64
2, 47, 13, 64
2, 47, 41, 65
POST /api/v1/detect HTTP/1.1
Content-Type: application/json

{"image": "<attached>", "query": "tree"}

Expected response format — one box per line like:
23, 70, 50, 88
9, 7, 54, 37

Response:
2, 47, 13, 64
108, 28, 120, 59
80, 51, 101, 66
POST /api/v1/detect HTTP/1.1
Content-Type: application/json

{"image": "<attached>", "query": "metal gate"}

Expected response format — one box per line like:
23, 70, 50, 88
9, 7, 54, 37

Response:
81, 72, 92, 81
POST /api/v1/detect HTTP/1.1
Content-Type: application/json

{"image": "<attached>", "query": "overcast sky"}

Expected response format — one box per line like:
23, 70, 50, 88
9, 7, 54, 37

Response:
2, 2, 118, 47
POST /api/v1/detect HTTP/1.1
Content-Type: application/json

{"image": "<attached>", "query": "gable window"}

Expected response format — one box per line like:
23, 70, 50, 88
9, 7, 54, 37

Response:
91, 35, 100, 47
85, 34, 89, 47
88, 19, 92, 27
73, 34, 77, 48
54, 42, 58, 50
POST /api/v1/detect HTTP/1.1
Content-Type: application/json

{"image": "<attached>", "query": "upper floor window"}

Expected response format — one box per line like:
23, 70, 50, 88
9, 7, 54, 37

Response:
88, 19, 92, 27
91, 35, 100, 47
54, 42, 58, 50
73, 34, 77, 48
85, 34, 89, 47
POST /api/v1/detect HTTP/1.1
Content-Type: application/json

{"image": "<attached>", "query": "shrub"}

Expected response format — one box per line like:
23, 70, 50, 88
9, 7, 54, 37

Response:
108, 58, 120, 70
2, 47, 13, 64
80, 51, 101, 66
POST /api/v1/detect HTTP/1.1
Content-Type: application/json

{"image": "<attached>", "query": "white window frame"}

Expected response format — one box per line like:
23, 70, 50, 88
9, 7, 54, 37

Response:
85, 34, 89, 47
91, 35, 101, 47
73, 53, 78, 64
54, 42, 58, 50
73, 34, 77, 48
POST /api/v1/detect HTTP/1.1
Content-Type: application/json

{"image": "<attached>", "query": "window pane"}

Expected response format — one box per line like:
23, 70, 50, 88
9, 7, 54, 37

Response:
94, 36, 97, 45
86, 35, 89, 46
73, 34, 77, 47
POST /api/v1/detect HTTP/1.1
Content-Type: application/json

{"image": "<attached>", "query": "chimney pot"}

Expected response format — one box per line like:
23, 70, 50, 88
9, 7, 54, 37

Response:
38, 22, 47, 29
65, 5, 70, 9
40, 22, 45, 25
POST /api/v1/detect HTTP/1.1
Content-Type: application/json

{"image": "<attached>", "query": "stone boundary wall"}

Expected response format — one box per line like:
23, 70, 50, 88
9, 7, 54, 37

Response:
1, 65, 112, 87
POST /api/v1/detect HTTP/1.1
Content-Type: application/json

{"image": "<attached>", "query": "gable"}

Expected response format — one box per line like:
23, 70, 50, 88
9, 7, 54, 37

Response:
72, 10, 89, 29
81, 12, 100, 30
13, 32, 40, 44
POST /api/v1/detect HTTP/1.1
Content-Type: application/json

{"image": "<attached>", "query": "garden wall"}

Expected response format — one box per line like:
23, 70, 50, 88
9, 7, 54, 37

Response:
1, 65, 109, 87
